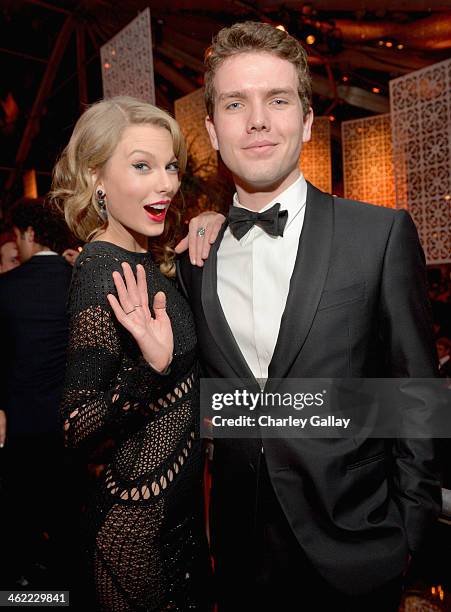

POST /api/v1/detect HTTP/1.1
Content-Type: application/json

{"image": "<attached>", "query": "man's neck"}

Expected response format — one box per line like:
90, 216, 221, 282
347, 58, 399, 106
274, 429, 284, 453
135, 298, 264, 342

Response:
32, 244, 50, 256
234, 170, 301, 212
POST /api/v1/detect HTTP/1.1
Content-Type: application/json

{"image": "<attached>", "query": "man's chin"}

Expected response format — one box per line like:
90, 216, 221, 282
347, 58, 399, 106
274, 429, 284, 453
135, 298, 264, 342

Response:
234, 172, 289, 194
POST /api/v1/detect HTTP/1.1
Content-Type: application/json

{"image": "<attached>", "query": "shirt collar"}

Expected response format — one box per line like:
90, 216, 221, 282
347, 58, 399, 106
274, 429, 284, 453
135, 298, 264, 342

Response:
232, 174, 307, 232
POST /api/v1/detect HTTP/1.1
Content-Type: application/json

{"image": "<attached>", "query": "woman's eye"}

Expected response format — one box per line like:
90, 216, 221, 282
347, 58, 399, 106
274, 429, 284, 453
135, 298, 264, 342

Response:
132, 162, 150, 172
167, 161, 180, 172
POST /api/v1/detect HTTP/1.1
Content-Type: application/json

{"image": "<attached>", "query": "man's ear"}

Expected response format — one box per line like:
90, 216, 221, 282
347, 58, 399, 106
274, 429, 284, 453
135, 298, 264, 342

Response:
25, 226, 35, 243
302, 107, 314, 144
205, 116, 219, 151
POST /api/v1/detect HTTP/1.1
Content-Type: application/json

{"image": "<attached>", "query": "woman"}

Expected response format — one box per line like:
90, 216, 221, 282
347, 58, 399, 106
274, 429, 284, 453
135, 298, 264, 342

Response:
51, 96, 215, 611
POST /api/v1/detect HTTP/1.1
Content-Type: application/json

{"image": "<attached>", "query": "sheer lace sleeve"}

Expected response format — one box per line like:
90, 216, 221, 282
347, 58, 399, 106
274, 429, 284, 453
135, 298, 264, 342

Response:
61, 252, 169, 450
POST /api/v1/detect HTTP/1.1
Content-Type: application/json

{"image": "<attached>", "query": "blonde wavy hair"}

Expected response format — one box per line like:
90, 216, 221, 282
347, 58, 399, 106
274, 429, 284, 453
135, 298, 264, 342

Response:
49, 96, 187, 276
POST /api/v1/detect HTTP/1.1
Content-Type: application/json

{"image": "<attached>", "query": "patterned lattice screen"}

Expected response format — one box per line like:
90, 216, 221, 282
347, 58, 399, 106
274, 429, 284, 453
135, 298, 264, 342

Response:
174, 88, 217, 178
300, 116, 332, 193
342, 114, 395, 208
390, 58, 451, 264
101, 8, 155, 104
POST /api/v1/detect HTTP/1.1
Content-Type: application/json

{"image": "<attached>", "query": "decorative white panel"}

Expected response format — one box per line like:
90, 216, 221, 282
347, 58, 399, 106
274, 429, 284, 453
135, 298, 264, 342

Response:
300, 116, 331, 194
342, 114, 395, 209
101, 8, 155, 104
175, 88, 217, 178
390, 58, 451, 264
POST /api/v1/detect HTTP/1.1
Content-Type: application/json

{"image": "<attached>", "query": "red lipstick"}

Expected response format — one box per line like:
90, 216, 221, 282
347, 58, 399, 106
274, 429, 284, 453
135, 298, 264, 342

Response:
143, 200, 170, 223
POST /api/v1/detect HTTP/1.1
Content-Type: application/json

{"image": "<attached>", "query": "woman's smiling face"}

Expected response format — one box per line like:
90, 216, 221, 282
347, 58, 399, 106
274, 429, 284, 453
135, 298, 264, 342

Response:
94, 124, 181, 250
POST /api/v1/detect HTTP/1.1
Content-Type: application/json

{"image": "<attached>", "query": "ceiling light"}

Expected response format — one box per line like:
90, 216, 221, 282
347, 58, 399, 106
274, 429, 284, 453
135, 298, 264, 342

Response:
306, 34, 316, 45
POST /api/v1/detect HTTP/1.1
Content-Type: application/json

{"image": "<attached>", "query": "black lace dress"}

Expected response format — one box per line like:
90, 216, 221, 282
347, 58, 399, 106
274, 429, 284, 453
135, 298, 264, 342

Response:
61, 241, 210, 611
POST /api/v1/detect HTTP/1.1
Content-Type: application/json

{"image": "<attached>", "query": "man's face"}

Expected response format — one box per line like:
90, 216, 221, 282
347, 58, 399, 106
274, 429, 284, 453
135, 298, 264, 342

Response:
13, 226, 34, 263
437, 341, 450, 360
206, 52, 313, 198
0, 241, 20, 273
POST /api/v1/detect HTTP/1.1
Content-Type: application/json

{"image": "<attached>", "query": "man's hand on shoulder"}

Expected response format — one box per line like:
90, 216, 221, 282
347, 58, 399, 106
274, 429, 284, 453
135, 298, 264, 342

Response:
62, 248, 80, 266
174, 211, 226, 267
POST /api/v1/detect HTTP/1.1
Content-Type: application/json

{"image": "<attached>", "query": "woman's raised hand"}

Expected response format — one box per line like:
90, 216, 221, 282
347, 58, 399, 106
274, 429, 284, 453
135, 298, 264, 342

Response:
107, 262, 173, 373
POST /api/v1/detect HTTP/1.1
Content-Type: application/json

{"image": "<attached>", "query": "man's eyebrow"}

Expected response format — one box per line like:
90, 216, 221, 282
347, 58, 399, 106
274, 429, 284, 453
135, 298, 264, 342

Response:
217, 91, 246, 102
217, 87, 297, 102
267, 87, 297, 96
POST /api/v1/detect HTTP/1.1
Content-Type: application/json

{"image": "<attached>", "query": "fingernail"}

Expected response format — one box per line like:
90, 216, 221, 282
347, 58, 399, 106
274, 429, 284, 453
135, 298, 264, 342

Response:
0, 443, 4, 448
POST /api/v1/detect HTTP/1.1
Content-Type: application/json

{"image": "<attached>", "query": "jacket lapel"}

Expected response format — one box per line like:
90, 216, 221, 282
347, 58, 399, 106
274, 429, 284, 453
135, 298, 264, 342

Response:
201, 222, 257, 382
268, 182, 334, 381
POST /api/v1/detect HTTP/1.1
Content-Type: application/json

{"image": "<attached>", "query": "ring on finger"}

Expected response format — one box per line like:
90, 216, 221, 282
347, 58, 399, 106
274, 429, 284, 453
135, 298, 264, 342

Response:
196, 227, 206, 237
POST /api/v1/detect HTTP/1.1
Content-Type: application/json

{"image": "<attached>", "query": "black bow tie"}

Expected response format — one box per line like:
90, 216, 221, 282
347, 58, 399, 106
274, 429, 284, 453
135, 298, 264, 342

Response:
228, 203, 288, 241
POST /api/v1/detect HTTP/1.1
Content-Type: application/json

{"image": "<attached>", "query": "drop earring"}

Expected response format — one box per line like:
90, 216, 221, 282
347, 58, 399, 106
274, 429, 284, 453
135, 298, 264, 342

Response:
96, 189, 108, 221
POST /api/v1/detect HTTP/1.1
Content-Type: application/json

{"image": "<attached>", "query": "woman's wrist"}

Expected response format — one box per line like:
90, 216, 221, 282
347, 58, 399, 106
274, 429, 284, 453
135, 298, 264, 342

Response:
144, 355, 172, 375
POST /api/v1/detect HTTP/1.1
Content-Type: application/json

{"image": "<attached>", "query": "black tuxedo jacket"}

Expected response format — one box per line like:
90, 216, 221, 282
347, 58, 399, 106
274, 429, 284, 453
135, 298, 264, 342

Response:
0, 255, 72, 437
178, 183, 441, 595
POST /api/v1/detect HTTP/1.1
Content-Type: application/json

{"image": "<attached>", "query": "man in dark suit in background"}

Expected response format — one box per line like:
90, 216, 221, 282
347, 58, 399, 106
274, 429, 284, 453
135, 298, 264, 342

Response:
0, 229, 20, 448
0, 197, 73, 586
178, 22, 441, 611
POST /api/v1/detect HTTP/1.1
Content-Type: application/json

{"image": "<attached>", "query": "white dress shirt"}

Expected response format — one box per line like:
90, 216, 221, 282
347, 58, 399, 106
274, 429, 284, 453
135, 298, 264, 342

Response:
217, 174, 307, 379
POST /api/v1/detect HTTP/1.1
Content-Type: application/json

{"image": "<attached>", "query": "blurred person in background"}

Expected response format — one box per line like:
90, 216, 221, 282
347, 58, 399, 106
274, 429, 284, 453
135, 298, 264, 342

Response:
0, 229, 20, 274
0, 230, 17, 447
0, 197, 74, 588
437, 336, 451, 379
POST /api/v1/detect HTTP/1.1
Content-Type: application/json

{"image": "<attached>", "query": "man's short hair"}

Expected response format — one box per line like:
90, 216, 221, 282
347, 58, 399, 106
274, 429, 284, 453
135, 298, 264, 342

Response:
204, 21, 312, 119
9, 197, 67, 252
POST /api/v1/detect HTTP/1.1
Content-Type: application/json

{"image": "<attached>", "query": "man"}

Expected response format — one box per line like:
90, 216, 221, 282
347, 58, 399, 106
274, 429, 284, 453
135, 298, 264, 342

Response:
0, 197, 73, 586
178, 22, 441, 611
437, 336, 451, 379
0, 230, 20, 274
0, 230, 18, 505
